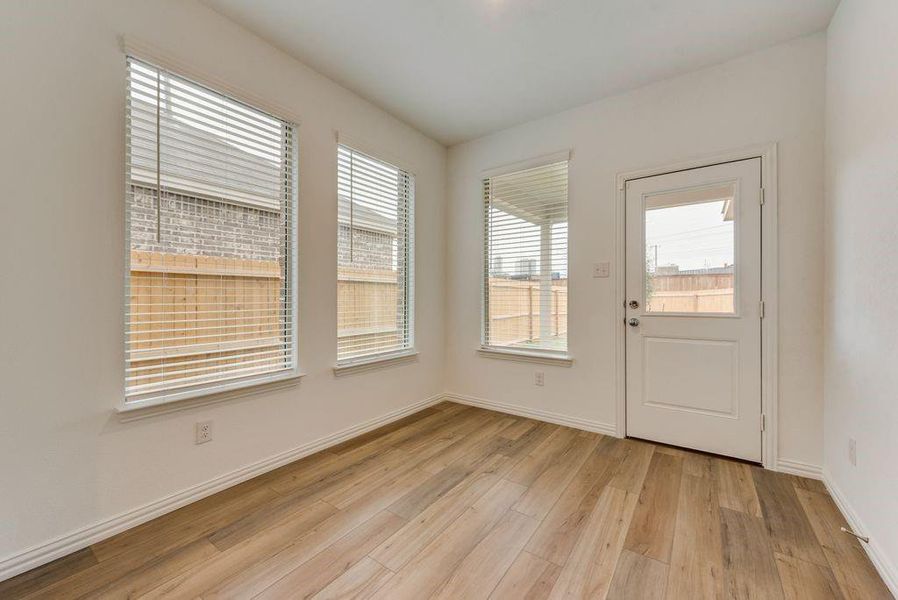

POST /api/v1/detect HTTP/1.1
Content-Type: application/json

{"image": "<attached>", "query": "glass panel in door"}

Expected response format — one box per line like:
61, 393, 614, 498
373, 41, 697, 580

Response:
644, 182, 736, 314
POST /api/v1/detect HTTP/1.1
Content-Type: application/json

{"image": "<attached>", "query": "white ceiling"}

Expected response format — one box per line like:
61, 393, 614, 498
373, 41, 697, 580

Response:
205, 0, 838, 145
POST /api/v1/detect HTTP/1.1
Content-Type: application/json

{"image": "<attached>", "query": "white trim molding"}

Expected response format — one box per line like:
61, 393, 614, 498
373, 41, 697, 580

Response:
613, 143, 780, 470
117, 373, 304, 422
443, 392, 616, 436
0, 393, 444, 582
334, 130, 419, 177
776, 458, 823, 479
120, 36, 302, 126
333, 351, 419, 377
481, 149, 571, 180
476, 348, 573, 367
824, 471, 898, 597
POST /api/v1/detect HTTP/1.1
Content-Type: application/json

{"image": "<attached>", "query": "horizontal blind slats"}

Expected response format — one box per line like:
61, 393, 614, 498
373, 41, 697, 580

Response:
336, 145, 413, 362
125, 57, 296, 402
483, 160, 569, 353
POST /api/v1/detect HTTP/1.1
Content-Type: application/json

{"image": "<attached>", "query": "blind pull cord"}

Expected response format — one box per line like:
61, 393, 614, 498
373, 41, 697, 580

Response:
349, 152, 355, 263
155, 69, 162, 243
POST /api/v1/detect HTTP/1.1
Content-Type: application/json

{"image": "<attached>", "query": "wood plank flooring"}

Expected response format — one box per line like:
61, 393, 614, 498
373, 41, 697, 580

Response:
2, 402, 891, 599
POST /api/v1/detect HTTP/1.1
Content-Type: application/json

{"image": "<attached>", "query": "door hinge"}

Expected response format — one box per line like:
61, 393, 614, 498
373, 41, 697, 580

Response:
759, 300, 765, 319
759, 187, 766, 205
761, 414, 766, 432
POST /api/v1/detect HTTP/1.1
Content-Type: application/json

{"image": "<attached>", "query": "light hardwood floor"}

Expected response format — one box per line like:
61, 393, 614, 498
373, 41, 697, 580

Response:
2, 402, 891, 599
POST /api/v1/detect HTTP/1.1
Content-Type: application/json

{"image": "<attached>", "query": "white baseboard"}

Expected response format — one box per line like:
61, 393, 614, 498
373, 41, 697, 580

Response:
823, 470, 898, 598
777, 458, 824, 479
443, 392, 617, 436
0, 393, 444, 583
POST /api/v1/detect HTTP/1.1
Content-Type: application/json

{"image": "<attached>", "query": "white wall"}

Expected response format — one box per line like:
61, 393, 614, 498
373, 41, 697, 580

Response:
824, 0, 898, 591
446, 34, 826, 469
0, 0, 445, 569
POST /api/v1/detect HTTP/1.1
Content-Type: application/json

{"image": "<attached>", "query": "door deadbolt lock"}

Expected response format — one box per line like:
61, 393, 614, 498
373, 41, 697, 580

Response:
628, 318, 640, 327
628, 300, 639, 309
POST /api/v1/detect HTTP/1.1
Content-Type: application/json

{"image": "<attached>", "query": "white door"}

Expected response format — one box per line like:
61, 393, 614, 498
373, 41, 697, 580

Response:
625, 159, 762, 462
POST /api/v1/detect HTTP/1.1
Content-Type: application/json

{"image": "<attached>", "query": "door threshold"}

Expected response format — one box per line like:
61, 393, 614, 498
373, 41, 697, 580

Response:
626, 436, 762, 467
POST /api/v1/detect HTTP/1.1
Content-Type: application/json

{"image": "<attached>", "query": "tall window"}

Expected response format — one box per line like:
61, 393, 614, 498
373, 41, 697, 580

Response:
125, 57, 297, 404
337, 145, 414, 363
483, 160, 568, 354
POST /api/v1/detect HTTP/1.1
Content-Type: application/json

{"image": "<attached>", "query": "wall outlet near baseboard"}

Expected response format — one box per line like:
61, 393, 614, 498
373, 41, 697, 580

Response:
534, 371, 545, 386
196, 421, 213, 444
848, 438, 856, 466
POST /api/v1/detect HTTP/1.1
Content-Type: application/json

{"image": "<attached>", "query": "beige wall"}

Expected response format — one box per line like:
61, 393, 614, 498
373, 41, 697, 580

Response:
0, 0, 446, 570
824, 0, 898, 592
446, 34, 826, 469
0, 2, 838, 581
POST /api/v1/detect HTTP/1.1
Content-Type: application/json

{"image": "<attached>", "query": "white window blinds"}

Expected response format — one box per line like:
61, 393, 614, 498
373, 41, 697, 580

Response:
125, 57, 297, 404
337, 145, 414, 362
483, 160, 568, 353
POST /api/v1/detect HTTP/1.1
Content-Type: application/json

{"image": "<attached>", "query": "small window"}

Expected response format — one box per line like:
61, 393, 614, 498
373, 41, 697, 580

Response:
644, 182, 736, 314
337, 145, 414, 363
483, 160, 569, 354
125, 57, 298, 405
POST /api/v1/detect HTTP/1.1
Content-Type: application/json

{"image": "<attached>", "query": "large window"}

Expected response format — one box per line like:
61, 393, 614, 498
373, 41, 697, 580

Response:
483, 160, 568, 354
125, 57, 297, 405
337, 145, 414, 363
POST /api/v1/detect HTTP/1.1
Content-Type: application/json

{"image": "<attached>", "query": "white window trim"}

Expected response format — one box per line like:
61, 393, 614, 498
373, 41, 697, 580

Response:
480, 150, 572, 361
121, 36, 302, 126
116, 371, 305, 422
335, 130, 419, 177
480, 149, 571, 180
120, 47, 301, 416
477, 346, 573, 367
335, 141, 416, 367
333, 349, 419, 377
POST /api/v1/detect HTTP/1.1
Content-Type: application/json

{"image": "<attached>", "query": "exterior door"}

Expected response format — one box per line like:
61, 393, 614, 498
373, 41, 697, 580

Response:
625, 159, 762, 462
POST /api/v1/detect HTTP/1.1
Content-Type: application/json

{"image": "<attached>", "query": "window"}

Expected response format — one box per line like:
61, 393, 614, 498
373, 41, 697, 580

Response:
644, 182, 736, 314
337, 145, 414, 363
125, 57, 297, 405
483, 159, 568, 354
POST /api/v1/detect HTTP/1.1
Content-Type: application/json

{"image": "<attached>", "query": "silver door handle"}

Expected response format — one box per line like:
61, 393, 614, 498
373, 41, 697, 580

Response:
628, 318, 640, 327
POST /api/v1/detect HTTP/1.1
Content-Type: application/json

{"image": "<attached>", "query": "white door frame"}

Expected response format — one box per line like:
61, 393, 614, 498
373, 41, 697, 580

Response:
613, 143, 778, 470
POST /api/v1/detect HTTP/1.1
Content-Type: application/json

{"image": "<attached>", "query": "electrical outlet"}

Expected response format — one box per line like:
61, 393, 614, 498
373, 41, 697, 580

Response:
195, 421, 213, 445
534, 371, 545, 387
848, 438, 856, 466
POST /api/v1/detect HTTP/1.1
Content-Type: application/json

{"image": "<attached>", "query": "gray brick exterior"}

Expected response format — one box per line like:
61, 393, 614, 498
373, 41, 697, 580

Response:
129, 186, 396, 270
338, 224, 395, 269
129, 186, 284, 261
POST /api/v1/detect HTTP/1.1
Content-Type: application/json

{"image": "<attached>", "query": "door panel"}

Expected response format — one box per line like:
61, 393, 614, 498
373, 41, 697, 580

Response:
625, 159, 762, 462
642, 336, 738, 417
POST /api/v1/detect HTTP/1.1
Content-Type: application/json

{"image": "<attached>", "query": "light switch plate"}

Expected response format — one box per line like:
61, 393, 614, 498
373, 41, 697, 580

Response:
593, 262, 610, 278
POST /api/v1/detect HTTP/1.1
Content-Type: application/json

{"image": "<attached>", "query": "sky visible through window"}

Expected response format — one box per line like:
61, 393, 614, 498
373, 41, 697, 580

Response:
645, 200, 734, 272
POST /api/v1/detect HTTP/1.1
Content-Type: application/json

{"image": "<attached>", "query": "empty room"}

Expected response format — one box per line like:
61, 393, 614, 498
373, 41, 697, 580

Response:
1, 0, 896, 598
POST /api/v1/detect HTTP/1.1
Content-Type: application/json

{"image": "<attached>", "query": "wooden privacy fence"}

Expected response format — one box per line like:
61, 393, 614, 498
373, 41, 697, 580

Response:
646, 288, 735, 313
488, 279, 568, 346
647, 271, 734, 313
128, 252, 409, 391
127, 253, 569, 390
337, 265, 402, 358
127, 250, 286, 393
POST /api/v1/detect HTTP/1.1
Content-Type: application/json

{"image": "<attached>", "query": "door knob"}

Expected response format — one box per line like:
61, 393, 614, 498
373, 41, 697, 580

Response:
628, 318, 640, 327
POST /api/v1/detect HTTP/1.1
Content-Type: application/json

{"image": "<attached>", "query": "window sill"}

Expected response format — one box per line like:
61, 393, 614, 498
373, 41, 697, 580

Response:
116, 371, 304, 422
477, 347, 574, 367
333, 351, 419, 377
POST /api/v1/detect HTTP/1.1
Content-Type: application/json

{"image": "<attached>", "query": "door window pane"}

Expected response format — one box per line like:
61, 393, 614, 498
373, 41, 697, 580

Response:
645, 183, 735, 314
